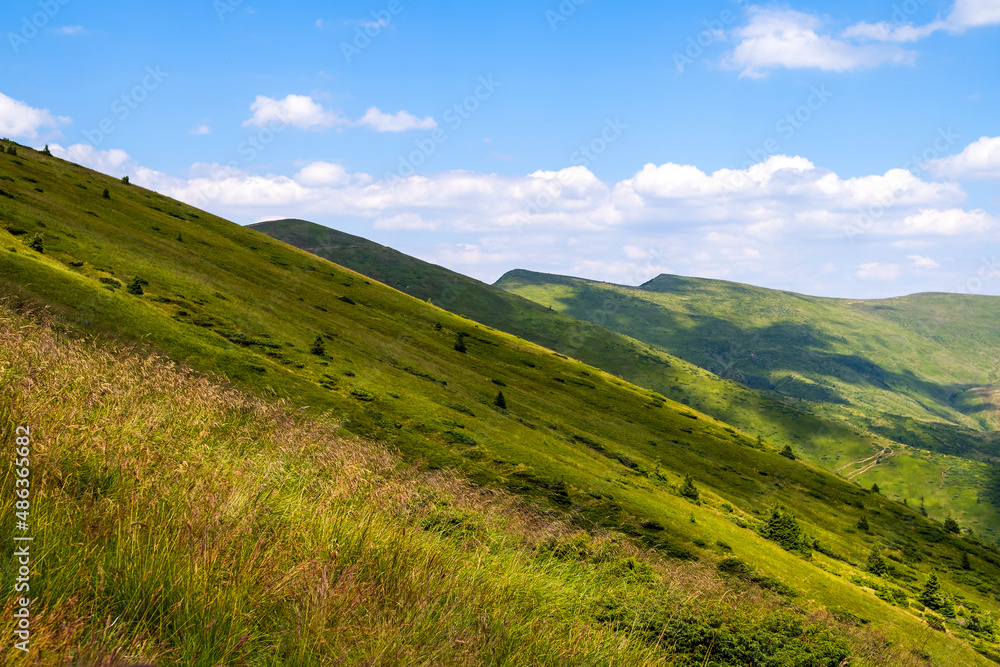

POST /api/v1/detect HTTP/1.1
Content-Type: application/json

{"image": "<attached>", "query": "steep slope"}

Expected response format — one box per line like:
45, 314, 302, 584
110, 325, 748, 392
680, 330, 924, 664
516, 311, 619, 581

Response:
0, 302, 949, 667
2, 142, 1000, 664
497, 270, 1000, 539
254, 219, 1000, 539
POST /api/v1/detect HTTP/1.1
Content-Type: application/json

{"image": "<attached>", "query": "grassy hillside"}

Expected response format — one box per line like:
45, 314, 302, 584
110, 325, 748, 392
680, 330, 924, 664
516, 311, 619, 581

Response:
0, 301, 950, 666
253, 220, 1000, 542
497, 270, 1000, 542
2, 142, 1000, 664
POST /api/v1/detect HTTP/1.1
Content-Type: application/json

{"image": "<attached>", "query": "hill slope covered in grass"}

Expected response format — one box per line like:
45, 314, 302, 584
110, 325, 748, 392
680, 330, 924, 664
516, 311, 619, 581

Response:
2, 142, 1000, 664
252, 219, 1000, 541
0, 301, 946, 666
497, 269, 1000, 541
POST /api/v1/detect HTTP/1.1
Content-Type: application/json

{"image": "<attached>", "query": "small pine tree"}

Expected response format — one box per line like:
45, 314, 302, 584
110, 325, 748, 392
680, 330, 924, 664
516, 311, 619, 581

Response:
866, 545, 888, 576
177, 232, 183, 242
961, 552, 972, 571
780, 444, 796, 459
919, 573, 941, 610
494, 390, 507, 410
857, 515, 870, 531
310, 335, 326, 356
102, 188, 110, 199
121, 175, 130, 185
126, 277, 145, 295
8, 146, 17, 156
27, 234, 44, 253
943, 515, 960, 534
679, 474, 699, 502
919, 496, 928, 516
453, 333, 467, 353
762, 506, 802, 551
871, 483, 880, 494
42, 144, 51, 155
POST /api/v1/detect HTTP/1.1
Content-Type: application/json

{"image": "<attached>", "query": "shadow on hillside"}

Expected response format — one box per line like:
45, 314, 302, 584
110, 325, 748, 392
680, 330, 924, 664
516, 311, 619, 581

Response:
557, 285, 977, 414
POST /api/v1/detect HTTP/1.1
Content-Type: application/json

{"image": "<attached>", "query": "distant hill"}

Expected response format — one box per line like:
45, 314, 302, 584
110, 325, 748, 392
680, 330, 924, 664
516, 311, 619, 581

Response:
497, 269, 1000, 539
3, 143, 1000, 665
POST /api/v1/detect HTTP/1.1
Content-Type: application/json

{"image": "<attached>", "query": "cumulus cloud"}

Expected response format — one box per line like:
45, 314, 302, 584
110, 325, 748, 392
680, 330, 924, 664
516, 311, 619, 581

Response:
725, 1, 1000, 77
48, 143, 135, 174
243, 94, 349, 131
356, 107, 437, 132
890, 208, 994, 236
840, 0, 1000, 46
723, 7, 915, 78
0, 93, 71, 139
925, 136, 1000, 180
42, 143, 1000, 297
908, 255, 941, 268
243, 95, 435, 133
53, 25, 87, 36
857, 262, 901, 280
189, 123, 212, 135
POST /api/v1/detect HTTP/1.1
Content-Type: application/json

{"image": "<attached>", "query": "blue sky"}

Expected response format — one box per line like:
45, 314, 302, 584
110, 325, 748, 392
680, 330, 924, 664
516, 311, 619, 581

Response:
3, 0, 999, 297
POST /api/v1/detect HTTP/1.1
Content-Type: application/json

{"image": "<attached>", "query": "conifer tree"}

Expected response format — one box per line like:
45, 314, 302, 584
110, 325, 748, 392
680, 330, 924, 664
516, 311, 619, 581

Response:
919, 572, 941, 609
310, 334, 326, 356
679, 474, 699, 502
454, 333, 467, 353
866, 545, 887, 576
494, 390, 507, 410
102, 188, 111, 199
857, 515, 870, 531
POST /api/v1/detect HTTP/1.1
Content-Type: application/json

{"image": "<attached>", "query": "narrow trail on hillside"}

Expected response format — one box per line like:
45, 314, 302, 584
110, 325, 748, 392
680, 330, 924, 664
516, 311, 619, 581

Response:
836, 447, 897, 480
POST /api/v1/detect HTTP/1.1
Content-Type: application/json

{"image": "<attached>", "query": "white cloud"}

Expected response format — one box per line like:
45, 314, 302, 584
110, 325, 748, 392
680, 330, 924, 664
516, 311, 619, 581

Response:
294, 161, 372, 187
356, 107, 437, 132
243, 94, 349, 131
857, 262, 901, 280
43, 143, 1000, 296
890, 208, 994, 236
842, 0, 1000, 45
908, 254, 941, 268
947, 0, 1000, 29
723, 7, 915, 78
189, 124, 212, 135
0, 93, 71, 140
48, 143, 135, 174
925, 136, 1000, 180
315, 19, 326, 29
53, 25, 87, 36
